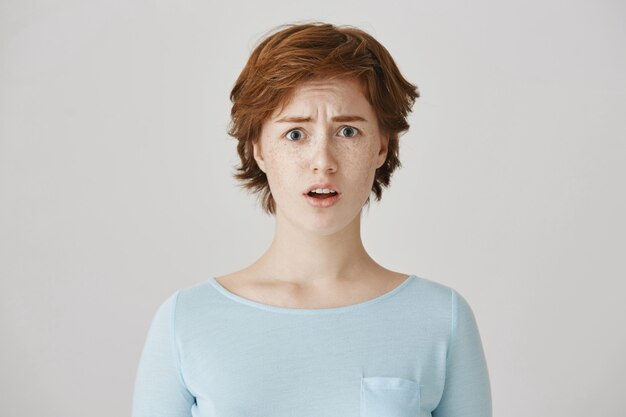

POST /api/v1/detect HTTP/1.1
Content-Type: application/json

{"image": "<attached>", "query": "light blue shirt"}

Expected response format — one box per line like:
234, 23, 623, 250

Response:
132, 274, 492, 417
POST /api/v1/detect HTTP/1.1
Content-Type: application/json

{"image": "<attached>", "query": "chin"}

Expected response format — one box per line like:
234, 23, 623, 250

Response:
307, 210, 360, 236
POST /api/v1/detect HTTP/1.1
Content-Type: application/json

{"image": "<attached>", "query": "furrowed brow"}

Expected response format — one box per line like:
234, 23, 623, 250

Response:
275, 115, 368, 123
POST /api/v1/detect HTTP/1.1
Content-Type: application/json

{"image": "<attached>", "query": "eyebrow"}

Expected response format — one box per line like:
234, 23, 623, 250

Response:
274, 115, 368, 123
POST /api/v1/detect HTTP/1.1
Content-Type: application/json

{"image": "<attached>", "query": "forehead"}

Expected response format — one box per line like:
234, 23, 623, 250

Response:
271, 77, 373, 119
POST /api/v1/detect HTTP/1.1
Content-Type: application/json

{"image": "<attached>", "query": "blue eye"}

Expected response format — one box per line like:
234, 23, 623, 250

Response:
285, 129, 304, 141
340, 126, 359, 137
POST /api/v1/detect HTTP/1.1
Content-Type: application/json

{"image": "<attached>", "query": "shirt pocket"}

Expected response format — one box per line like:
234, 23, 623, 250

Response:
360, 376, 421, 417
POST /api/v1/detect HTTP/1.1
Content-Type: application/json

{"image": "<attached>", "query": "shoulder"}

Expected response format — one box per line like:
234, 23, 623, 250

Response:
410, 275, 456, 307
148, 279, 215, 324
412, 275, 476, 307
407, 275, 481, 330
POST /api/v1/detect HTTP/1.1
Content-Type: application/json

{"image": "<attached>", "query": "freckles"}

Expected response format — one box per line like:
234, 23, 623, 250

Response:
266, 142, 295, 165
265, 146, 300, 183
341, 152, 361, 168
343, 144, 377, 169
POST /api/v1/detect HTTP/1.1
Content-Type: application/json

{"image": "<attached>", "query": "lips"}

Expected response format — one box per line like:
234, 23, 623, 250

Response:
302, 181, 342, 208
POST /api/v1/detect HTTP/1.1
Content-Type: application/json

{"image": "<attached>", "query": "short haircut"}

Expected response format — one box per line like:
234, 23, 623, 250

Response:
228, 22, 419, 215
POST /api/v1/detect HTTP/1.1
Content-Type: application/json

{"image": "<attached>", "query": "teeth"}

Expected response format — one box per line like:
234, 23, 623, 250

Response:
311, 188, 337, 194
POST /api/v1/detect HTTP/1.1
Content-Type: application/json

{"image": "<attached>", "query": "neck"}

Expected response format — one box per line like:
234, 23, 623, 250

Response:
250, 207, 382, 286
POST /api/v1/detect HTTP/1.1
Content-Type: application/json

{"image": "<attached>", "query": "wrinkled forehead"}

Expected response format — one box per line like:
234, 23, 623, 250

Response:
269, 75, 370, 120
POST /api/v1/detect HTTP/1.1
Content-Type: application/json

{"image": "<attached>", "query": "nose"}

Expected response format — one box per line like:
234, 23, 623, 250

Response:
309, 131, 338, 174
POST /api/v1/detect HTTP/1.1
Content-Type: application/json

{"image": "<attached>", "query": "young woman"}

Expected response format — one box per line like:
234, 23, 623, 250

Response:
132, 22, 492, 417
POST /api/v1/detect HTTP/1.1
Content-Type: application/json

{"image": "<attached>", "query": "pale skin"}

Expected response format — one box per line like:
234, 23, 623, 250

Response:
216, 76, 410, 309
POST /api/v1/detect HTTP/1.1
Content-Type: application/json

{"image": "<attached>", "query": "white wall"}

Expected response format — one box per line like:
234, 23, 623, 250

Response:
1, 0, 624, 416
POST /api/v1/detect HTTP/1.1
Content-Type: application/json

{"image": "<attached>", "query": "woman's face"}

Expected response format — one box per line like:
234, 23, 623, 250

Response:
253, 76, 389, 234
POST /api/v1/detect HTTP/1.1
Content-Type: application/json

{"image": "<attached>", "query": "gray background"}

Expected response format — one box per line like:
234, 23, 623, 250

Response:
1, 0, 625, 416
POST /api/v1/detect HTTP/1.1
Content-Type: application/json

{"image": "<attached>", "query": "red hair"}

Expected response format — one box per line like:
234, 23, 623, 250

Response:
228, 22, 419, 215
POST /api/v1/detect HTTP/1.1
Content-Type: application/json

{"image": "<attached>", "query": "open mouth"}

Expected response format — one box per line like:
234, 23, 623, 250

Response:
307, 191, 338, 199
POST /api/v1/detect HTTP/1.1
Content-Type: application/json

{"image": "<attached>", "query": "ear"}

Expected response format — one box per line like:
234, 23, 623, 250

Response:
252, 137, 266, 173
376, 132, 389, 169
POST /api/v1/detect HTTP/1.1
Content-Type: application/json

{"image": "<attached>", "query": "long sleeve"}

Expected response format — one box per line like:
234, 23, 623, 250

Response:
132, 290, 196, 417
433, 289, 492, 417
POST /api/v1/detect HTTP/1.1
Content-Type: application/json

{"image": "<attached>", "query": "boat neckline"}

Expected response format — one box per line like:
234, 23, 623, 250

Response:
206, 274, 417, 315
